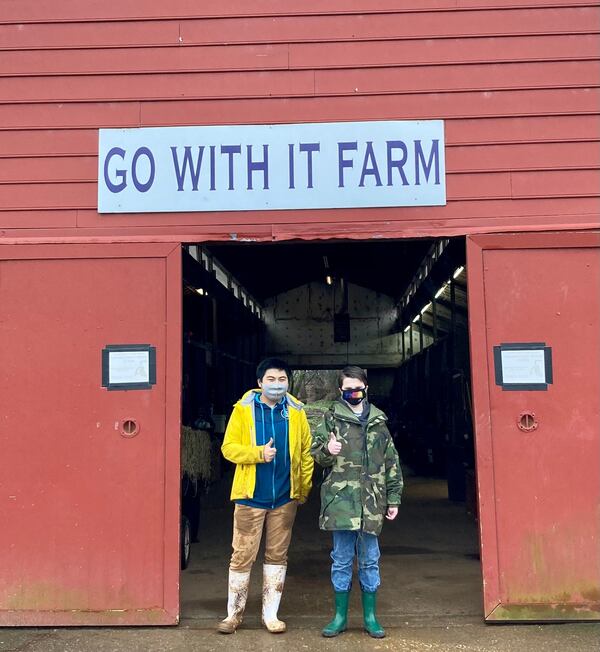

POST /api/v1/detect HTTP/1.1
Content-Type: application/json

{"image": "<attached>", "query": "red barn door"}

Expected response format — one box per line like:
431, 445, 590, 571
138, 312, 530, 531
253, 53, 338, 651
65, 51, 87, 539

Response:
468, 231, 600, 621
0, 243, 181, 625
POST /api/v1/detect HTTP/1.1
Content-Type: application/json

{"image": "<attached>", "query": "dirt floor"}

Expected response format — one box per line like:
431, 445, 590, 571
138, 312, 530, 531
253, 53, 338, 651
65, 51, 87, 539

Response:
2, 472, 599, 651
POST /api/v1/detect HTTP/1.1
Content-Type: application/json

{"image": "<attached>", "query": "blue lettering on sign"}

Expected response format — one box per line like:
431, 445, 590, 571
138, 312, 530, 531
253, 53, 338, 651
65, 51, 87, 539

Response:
415, 139, 440, 186
299, 142, 320, 189
359, 141, 382, 187
131, 147, 155, 192
338, 141, 358, 188
221, 145, 242, 190
209, 145, 216, 191
103, 146, 155, 193
247, 144, 269, 190
386, 141, 409, 186
103, 147, 127, 193
171, 146, 205, 191
288, 144, 295, 189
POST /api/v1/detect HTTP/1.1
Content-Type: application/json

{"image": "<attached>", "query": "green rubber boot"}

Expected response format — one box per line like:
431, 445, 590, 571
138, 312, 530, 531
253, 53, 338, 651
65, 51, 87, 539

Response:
361, 590, 385, 638
321, 591, 350, 638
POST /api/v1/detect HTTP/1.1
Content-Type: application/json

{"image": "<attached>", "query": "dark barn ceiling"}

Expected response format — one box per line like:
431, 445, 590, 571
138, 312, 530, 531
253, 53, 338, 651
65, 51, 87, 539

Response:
205, 239, 434, 302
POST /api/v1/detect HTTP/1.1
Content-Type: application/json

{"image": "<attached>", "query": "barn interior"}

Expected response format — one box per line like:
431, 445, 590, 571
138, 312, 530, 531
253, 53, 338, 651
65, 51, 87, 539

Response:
178, 237, 481, 627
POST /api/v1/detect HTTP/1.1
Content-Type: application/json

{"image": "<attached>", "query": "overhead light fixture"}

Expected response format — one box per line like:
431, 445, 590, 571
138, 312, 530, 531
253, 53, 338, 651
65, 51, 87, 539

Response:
421, 302, 432, 314
412, 314, 420, 323
435, 285, 446, 299
453, 266, 465, 279
195, 287, 205, 296
326, 275, 333, 285
403, 325, 410, 333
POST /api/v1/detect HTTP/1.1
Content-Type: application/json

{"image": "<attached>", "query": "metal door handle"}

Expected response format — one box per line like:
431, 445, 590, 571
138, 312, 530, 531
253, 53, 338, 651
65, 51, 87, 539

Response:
120, 419, 140, 437
517, 412, 538, 432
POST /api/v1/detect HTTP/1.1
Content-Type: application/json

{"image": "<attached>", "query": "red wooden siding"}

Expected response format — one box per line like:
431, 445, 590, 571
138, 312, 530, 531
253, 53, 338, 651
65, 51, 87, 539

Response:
0, 1, 598, 240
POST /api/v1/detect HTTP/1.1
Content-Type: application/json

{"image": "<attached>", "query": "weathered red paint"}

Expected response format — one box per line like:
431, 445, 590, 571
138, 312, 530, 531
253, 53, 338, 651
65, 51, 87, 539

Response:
467, 230, 600, 621
0, 0, 598, 627
0, 2, 598, 240
0, 243, 181, 626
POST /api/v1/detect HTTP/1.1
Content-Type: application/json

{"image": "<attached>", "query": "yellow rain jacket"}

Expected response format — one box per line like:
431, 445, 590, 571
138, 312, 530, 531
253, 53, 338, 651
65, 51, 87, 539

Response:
221, 389, 314, 503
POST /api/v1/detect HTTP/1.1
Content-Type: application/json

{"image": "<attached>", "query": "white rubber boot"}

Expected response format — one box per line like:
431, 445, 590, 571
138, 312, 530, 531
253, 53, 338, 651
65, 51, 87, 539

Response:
217, 569, 251, 634
262, 563, 287, 633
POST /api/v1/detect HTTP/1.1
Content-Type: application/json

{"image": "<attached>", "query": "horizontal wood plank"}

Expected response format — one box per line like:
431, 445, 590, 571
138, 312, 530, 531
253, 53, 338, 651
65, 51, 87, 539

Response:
1, 7, 597, 50
1, 34, 598, 77
180, 8, 600, 46
289, 34, 600, 70
4, 1, 593, 24
138, 89, 600, 126
70, 196, 600, 227
512, 169, 600, 197
1, 116, 598, 158
1, 60, 598, 104
1, 167, 596, 211
0, 44, 290, 76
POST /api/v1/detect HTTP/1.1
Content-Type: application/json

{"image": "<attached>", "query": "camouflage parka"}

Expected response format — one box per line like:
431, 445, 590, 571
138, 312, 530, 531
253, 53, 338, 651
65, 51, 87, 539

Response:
311, 399, 403, 536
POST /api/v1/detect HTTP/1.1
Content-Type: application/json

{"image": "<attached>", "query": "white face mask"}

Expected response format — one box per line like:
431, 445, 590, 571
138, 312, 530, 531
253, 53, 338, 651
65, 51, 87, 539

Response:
261, 382, 288, 401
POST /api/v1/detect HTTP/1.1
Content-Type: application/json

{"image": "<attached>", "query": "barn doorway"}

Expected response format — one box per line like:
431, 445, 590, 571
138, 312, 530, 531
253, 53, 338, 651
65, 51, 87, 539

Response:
178, 236, 481, 628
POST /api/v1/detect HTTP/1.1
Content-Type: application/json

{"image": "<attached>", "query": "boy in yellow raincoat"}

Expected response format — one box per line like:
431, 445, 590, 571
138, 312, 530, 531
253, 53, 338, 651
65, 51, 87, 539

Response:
218, 358, 313, 634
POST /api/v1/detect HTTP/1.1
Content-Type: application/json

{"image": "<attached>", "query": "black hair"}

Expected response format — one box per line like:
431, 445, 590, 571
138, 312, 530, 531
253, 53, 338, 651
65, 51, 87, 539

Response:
256, 357, 292, 383
338, 365, 368, 388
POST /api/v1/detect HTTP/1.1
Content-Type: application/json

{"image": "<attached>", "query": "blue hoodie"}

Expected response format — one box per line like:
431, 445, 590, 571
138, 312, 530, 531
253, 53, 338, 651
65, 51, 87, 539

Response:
236, 392, 292, 510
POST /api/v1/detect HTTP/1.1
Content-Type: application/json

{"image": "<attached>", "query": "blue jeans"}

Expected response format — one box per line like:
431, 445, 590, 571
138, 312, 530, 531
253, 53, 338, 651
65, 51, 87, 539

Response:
330, 530, 381, 593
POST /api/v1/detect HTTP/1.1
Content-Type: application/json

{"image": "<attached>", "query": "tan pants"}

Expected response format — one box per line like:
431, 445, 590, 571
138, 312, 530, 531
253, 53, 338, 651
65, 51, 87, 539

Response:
230, 501, 298, 572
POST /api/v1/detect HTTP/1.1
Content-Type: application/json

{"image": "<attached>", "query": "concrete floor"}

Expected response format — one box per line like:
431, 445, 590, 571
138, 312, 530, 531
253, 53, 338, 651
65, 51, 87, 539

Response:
1, 473, 599, 651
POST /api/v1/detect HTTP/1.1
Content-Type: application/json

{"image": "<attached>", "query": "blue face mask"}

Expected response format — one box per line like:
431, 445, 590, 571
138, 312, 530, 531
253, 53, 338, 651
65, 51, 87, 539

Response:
261, 383, 288, 401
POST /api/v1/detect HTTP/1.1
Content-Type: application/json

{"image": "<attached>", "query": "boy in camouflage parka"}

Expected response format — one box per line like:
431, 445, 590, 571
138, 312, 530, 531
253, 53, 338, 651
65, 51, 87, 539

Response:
311, 365, 403, 639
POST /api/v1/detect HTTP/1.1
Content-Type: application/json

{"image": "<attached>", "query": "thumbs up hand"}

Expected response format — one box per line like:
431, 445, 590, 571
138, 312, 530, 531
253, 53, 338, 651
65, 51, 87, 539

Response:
263, 437, 277, 463
327, 432, 342, 456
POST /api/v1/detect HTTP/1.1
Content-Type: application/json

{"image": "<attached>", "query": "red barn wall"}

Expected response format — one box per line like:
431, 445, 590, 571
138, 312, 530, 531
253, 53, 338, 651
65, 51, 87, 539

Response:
0, 1, 599, 242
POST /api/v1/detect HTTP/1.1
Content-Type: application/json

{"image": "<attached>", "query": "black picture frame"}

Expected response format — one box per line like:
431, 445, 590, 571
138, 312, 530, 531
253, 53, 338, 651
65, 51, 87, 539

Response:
493, 342, 553, 391
102, 344, 156, 391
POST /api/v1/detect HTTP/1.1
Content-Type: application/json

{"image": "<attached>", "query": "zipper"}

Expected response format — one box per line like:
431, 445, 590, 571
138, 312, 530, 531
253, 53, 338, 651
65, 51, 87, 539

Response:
284, 409, 288, 464
260, 401, 267, 447
271, 406, 276, 509
258, 400, 266, 502
361, 422, 369, 529
321, 492, 338, 520
285, 412, 292, 498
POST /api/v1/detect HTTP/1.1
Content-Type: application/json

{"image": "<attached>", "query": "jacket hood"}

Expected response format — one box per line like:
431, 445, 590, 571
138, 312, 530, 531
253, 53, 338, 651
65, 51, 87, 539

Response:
236, 388, 304, 411
333, 398, 387, 424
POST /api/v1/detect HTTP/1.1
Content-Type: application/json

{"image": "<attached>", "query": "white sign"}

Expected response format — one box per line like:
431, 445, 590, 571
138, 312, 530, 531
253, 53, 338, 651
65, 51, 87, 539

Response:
500, 349, 547, 385
108, 350, 150, 385
98, 120, 445, 213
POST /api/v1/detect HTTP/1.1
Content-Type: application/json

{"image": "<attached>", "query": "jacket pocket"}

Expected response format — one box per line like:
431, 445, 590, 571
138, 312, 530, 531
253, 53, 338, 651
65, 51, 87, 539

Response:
232, 464, 248, 496
320, 479, 347, 519
371, 481, 386, 512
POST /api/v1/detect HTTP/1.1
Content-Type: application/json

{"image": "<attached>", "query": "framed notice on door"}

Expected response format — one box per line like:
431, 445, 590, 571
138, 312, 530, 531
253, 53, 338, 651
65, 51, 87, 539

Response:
102, 344, 157, 390
493, 342, 553, 391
